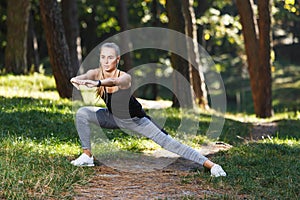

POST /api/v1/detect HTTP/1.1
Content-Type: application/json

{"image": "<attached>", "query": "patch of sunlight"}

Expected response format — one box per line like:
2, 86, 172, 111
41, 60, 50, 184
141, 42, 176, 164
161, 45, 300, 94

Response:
261, 136, 299, 147
0, 73, 59, 100
6, 137, 81, 157
0, 86, 60, 100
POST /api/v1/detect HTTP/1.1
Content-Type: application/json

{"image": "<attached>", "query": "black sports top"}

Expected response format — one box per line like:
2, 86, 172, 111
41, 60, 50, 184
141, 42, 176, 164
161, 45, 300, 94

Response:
101, 70, 146, 119
102, 88, 147, 119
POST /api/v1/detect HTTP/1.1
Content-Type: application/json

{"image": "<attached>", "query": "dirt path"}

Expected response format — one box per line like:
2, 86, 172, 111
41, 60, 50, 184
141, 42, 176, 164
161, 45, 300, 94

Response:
74, 142, 232, 200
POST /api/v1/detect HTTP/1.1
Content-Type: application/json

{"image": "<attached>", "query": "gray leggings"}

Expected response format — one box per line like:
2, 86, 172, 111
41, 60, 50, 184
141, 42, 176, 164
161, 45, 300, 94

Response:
75, 106, 208, 165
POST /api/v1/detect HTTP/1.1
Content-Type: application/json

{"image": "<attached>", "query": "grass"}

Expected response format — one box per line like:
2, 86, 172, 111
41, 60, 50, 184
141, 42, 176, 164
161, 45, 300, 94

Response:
0, 74, 92, 199
199, 140, 300, 199
0, 64, 300, 199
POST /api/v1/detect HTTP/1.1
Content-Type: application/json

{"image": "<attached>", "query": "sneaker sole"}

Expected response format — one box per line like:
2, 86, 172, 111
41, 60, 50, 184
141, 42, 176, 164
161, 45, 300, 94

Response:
71, 162, 95, 167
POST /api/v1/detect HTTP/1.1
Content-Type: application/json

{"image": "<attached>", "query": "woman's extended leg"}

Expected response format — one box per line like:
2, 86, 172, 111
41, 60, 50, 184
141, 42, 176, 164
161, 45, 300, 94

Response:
117, 117, 226, 177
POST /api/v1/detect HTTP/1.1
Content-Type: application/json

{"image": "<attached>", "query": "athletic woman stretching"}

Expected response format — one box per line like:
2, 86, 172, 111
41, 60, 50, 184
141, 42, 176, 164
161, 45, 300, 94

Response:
70, 42, 226, 177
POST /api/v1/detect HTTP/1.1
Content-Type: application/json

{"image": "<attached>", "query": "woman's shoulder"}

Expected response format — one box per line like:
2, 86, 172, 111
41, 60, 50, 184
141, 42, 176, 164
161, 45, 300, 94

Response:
86, 68, 100, 78
119, 70, 131, 77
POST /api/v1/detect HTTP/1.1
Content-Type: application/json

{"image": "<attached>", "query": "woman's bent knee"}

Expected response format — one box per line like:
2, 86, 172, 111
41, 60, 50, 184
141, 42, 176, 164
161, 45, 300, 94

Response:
76, 107, 89, 120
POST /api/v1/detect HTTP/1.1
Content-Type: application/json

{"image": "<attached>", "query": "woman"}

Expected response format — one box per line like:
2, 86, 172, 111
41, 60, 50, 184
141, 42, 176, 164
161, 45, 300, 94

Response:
70, 42, 226, 177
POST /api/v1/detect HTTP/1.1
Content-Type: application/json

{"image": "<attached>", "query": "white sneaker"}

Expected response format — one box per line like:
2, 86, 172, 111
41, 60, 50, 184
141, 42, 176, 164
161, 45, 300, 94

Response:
71, 153, 94, 167
210, 164, 227, 177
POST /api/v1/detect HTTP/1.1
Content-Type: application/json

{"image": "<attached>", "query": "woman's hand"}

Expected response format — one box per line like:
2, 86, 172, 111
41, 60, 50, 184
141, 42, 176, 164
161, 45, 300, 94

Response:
70, 78, 81, 90
81, 80, 98, 88
70, 78, 98, 89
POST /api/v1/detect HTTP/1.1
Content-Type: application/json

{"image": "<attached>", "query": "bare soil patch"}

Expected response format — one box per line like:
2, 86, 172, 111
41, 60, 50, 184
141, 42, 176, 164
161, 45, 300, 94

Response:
74, 142, 232, 200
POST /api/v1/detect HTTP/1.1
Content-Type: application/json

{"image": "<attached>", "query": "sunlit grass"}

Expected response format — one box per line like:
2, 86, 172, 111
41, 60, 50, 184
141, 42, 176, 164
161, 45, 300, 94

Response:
0, 73, 59, 100
0, 74, 92, 199
1, 137, 90, 199
1, 72, 300, 199
198, 138, 300, 199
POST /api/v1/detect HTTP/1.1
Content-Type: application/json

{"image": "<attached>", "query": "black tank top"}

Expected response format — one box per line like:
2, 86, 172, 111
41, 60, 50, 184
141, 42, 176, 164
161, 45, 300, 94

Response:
101, 70, 146, 119
103, 88, 146, 119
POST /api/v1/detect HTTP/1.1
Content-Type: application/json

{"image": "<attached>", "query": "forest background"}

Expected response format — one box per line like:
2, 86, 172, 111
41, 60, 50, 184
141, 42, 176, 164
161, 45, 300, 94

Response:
0, 0, 300, 199
1, 0, 299, 116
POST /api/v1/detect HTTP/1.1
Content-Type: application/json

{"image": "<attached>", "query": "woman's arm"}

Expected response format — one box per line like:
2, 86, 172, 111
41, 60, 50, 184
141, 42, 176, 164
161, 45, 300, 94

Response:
82, 73, 131, 89
70, 69, 98, 89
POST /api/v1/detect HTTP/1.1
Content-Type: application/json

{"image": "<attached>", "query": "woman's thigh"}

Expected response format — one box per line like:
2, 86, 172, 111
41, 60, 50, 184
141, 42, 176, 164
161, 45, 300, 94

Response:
77, 106, 119, 129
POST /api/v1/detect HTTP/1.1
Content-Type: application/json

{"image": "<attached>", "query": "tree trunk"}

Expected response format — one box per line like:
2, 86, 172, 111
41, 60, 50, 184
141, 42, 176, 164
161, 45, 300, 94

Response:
39, 0, 73, 98
118, 0, 132, 72
61, 0, 82, 75
149, 0, 159, 100
182, 0, 209, 109
5, 0, 31, 74
27, 9, 40, 72
166, 0, 194, 108
257, 0, 272, 117
61, 0, 83, 101
236, 0, 272, 118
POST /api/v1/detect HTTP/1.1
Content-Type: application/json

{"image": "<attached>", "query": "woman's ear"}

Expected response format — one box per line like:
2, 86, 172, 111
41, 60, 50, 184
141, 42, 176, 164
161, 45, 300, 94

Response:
116, 56, 120, 67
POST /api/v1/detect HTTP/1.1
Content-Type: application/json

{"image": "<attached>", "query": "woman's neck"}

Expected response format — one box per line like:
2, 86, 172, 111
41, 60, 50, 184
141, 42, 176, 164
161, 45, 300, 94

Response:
102, 68, 118, 79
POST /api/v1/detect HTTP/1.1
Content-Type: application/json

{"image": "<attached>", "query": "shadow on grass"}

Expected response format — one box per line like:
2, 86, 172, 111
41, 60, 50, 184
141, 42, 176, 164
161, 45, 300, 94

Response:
2, 96, 298, 145
0, 96, 77, 142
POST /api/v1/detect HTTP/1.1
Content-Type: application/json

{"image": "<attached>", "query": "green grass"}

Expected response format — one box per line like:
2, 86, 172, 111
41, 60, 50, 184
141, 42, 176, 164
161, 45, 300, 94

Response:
198, 140, 300, 199
0, 75, 93, 199
0, 68, 300, 199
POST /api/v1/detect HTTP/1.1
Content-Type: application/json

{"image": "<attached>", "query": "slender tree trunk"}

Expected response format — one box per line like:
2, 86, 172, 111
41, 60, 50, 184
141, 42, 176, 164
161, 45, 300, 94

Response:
61, 0, 83, 101
149, 0, 159, 99
182, 0, 209, 109
166, 0, 194, 108
27, 9, 40, 72
257, 0, 272, 117
5, 0, 31, 74
61, 0, 82, 75
118, 0, 132, 72
40, 0, 73, 98
236, 0, 272, 118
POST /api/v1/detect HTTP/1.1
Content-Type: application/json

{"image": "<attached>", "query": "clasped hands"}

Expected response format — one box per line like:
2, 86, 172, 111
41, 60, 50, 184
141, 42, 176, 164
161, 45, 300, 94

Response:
70, 78, 98, 90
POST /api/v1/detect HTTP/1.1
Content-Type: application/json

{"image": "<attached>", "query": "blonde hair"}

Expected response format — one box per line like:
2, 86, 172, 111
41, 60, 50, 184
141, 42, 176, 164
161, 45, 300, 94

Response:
96, 42, 120, 98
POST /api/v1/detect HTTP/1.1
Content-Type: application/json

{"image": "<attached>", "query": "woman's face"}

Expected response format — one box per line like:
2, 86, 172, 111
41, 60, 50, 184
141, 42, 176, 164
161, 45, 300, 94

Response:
100, 47, 120, 72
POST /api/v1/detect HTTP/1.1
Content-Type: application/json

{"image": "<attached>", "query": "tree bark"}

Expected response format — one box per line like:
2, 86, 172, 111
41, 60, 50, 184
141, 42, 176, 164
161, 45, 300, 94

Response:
61, 0, 83, 101
257, 0, 272, 117
5, 0, 31, 74
166, 0, 194, 108
182, 0, 209, 109
27, 9, 40, 72
39, 0, 73, 98
236, 0, 272, 118
118, 0, 132, 72
149, 0, 159, 100
61, 0, 82, 75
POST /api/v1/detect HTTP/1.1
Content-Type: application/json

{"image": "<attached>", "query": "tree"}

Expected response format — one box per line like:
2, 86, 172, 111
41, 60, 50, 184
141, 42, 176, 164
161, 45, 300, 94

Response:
61, 0, 82, 74
117, 0, 132, 72
236, 0, 273, 118
39, 0, 73, 98
182, 0, 209, 109
5, 0, 31, 74
166, 0, 194, 108
27, 9, 40, 72
61, 0, 83, 100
